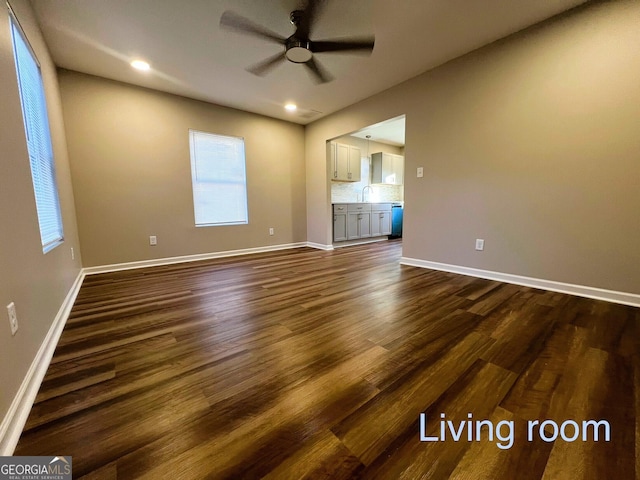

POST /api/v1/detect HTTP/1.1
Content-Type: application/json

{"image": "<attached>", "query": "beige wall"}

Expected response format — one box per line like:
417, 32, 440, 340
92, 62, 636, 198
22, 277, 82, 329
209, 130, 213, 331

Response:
0, 0, 81, 432
306, 0, 640, 294
59, 71, 307, 267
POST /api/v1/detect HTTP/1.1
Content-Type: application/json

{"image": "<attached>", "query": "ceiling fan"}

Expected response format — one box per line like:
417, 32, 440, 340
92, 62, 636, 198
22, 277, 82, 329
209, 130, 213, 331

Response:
219, 0, 375, 84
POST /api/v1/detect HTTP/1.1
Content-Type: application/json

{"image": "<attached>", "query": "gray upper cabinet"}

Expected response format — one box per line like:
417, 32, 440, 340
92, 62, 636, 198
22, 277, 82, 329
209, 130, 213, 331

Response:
330, 142, 361, 182
371, 152, 404, 185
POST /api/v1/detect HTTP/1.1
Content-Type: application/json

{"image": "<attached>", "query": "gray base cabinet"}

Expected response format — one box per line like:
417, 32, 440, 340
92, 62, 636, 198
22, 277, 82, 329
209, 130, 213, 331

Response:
347, 203, 371, 240
333, 204, 348, 242
371, 204, 392, 236
333, 203, 392, 242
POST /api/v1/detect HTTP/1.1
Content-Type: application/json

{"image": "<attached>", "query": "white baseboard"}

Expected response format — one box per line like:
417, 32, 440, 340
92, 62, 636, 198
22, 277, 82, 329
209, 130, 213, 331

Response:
400, 257, 640, 308
332, 237, 388, 249
0, 270, 85, 455
306, 242, 334, 251
83, 242, 309, 275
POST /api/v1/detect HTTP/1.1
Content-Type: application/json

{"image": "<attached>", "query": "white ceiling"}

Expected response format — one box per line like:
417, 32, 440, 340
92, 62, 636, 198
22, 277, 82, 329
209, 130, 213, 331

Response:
351, 116, 406, 147
30, 0, 586, 125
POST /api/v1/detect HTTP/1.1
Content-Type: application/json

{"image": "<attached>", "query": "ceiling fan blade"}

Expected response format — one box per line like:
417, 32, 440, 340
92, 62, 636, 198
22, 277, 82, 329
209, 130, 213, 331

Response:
312, 37, 375, 54
294, 0, 325, 40
247, 52, 286, 77
220, 11, 286, 45
304, 57, 333, 84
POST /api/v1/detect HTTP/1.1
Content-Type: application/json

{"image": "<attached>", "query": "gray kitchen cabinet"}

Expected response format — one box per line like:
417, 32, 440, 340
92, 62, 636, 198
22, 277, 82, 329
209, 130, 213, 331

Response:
371, 203, 392, 236
330, 142, 361, 182
371, 152, 404, 185
347, 203, 371, 240
333, 204, 348, 242
333, 203, 393, 242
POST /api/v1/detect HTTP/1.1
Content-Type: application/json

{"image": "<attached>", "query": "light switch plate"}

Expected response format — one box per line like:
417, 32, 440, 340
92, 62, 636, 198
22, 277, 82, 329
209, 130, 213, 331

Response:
7, 302, 18, 336
417, 167, 424, 178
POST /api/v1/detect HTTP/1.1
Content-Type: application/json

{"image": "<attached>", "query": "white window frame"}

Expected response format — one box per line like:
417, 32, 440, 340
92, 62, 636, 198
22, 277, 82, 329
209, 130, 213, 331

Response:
189, 130, 249, 227
9, 5, 64, 253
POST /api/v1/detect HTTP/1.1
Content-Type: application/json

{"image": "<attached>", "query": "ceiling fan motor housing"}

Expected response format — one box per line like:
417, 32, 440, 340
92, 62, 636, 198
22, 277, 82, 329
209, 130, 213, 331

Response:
286, 10, 313, 63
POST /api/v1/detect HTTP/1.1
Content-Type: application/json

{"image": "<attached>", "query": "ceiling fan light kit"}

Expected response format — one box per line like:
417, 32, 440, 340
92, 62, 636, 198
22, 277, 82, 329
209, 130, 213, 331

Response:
220, 1, 374, 84
285, 41, 313, 63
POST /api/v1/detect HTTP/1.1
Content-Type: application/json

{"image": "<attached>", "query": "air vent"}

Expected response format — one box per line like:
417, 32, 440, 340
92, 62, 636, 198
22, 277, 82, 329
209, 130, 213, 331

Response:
297, 107, 322, 119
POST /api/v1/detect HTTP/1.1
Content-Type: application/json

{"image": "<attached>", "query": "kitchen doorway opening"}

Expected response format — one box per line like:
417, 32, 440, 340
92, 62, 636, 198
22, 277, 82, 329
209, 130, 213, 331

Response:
327, 115, 405, 248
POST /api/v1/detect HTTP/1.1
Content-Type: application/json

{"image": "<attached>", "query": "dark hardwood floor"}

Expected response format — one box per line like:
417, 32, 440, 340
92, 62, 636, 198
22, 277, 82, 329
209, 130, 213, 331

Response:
15, 240, 639, 479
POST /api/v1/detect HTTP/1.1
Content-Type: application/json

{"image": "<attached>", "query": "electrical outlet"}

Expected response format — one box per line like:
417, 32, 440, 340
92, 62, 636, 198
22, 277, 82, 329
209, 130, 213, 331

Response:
71, 247, 75, 260
7, 302, 18, 336
417, 167, 424, 178
269, 228, 274, 236
149, 235, 157, 246
475, 239, 485, 251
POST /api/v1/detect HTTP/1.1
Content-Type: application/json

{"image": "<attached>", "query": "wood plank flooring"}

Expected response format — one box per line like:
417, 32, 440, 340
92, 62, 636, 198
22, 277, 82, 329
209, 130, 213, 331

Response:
15, 240, 639, 479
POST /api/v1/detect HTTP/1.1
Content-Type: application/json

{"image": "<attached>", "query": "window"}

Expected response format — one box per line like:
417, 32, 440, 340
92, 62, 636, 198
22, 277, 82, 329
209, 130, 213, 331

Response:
9, 8, 64, 252
189, 130, 248, 226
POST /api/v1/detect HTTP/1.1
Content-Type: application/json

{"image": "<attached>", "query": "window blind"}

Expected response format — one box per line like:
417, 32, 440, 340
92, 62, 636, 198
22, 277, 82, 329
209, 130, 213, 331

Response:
189, 130, 248, 226
10, 9, 64, 252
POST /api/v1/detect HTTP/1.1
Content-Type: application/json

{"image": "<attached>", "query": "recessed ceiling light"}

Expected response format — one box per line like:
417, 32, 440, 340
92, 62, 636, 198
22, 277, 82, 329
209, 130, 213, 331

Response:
131, 60, 150, 71
284, 103, 297, 112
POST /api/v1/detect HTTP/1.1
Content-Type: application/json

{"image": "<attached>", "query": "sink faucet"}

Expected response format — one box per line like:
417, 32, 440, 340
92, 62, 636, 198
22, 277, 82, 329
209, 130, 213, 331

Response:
361, 185, 373, 202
